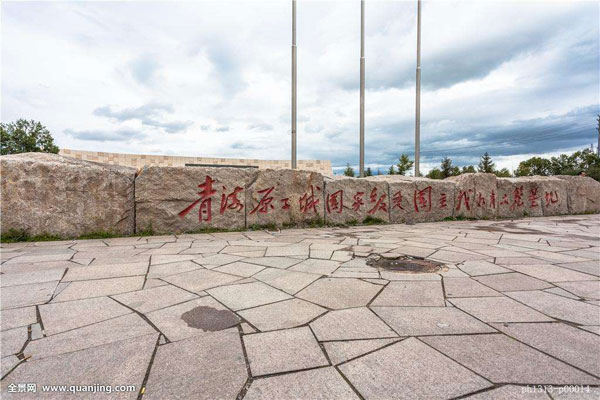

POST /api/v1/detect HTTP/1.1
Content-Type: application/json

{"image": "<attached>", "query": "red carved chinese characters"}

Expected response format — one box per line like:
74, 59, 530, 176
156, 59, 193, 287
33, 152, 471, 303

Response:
300, 185, 320, 214
414, 186, 432, 213
510, 186, 524, 211
545, 191, 559, 207
476, 192, 486, 208
352, 192, 365, 211
529, 188, 539, 208
439, 193, 448, 208
368, 188, 387, 214
179, 175, 217, 223
392, 191, 404, 210
220, 186, 243, 214
327, 190, 344, 214
490, 190, 497, 209
281, 198, 291, 210
456, 189, 472, 211
250, 187, 275, 214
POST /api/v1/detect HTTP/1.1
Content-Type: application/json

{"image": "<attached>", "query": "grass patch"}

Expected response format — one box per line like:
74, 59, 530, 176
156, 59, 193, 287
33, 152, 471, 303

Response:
362, 216, 386, 225
1, 229, 62, 243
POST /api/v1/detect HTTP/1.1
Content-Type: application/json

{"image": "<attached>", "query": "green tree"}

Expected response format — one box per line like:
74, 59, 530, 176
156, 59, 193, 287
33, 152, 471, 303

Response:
515, 157, 551, 176
440, 157, 459, 178
388, 165, 396, 175
477, 152, 495, 173
462, 165, 476, 174
426, 168, 443, 179
494, 168, 512, 177
365, 167, 373, 177
343, 163, 355, 177
396, 154, 414, 176
1, 119, 59, 155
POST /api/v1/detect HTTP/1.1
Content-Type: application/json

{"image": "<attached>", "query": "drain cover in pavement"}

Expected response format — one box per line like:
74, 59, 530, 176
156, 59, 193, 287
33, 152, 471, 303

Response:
367, 256, 442, 273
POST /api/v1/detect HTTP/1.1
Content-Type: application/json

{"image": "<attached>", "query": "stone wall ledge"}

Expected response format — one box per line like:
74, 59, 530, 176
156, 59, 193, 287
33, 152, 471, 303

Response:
2, 153, 599, 238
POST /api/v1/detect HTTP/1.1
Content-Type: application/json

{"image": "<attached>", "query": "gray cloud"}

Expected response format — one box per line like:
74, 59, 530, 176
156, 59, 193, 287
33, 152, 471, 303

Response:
93, 103, 192, 133
64, 128, 147, 142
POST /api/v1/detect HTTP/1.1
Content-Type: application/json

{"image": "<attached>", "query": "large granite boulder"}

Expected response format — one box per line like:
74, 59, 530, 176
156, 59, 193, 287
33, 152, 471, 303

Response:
136, 166, 257, 234
246, 169, 324, 227
370, 176, 456, 223
1, 152, 135, 237
555, 175, 600, 214
446, 173, 497, 219
324, 176, 389, 224
496, 177, 546, 218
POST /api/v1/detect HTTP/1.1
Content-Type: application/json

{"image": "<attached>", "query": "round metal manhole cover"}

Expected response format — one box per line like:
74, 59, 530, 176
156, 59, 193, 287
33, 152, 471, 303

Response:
367, 256, 442, 274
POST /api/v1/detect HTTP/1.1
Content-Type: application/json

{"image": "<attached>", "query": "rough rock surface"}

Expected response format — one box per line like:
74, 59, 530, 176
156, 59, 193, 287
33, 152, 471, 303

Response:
136, 166, 257, 233
496, 177, 544, 218
1, 153, 135, 237
447, 173, 497, 219
555, 175, 600, 214
246, 169, 324, 227
324, 177, 389, 224
377, 176, 457, 223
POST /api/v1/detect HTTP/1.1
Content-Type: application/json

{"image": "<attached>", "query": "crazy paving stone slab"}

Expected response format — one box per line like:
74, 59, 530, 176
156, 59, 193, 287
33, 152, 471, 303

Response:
1, 306, 37, 331
422, 334, 599, 384
25, 313, 155, 361
310, 307, 399, 341
238, 299, 326, 331
338, 338, 492, 400
372, 306, 496, 336
442, 277, 501, 297
555, 281, 600, 300
505, 290, 600, 325
243, 256, 302, 269
323, 338, 400, 365
243, 326, 328, 376
144, 328, 247, 400
0, 268, 65, 287
449, 297, 554, 323
1, 281, 59, 309
51, 276, 144, 303
492, 322, 600, 377
207, 281, 292, 311
40, 296, 131, 335
462, 385, 551, 399
252, 267, 322, 294
296, 278, 381, 309
472, 272, 553, 291
244, 367, 359, 400
162, 268, 242, 293
1, 334, 157, 399
370, 280, 445, 306
112, 284, 198, 314
146, 296, 240, 342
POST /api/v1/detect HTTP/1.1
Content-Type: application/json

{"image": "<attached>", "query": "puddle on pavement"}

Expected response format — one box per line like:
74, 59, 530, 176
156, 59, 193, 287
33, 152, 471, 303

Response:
367, 256, 442, 273
180, 306, 239, 332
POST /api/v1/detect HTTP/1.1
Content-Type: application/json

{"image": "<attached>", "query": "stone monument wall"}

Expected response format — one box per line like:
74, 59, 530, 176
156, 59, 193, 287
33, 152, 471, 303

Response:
2, 153, 599, 237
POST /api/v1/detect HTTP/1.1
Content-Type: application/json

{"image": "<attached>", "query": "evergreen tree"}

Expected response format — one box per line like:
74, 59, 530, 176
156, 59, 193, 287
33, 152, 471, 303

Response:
462, 165, 476, 174
396, 154, 414, 176
388, 165, 396, 175
440, 157, 456, 178
343, 163, 355, 177
478, 152, 495, 173
365, 167, 373, 176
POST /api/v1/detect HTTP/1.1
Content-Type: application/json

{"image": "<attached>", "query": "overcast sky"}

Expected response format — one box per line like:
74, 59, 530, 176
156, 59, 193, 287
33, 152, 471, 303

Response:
2, 1, 599, 174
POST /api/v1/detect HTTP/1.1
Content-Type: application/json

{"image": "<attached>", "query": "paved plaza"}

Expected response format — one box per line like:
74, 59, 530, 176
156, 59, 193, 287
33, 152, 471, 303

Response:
1, 215, 599, 399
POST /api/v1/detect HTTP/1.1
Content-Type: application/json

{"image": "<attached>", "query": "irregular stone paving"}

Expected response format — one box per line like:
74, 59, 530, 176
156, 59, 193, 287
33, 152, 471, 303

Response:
1, 215, 599, 399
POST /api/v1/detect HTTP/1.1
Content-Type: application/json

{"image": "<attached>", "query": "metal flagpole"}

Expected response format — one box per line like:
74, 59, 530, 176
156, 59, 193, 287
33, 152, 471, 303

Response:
414, 0, 421, 177
291, 0, 297, 169
359, 0, 365, 177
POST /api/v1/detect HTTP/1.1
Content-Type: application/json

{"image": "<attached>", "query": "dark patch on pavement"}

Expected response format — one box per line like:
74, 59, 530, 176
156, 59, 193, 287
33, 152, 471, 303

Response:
368, 256, 442, 273
181, 306, 240, 332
